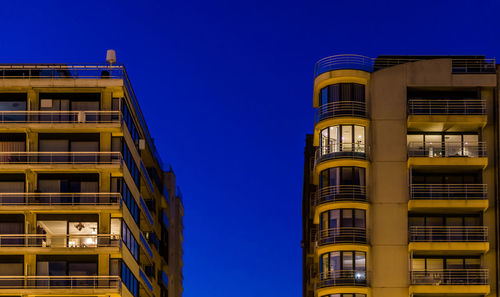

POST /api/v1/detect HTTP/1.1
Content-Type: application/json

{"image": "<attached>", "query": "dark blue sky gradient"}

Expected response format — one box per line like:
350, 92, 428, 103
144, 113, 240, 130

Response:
1, 1, 499, 296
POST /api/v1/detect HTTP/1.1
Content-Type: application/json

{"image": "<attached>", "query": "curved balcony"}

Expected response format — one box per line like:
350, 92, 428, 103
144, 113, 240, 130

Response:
410, 269, 488, 285
0, 193, 121, 206
318, 227, 367, 246
315, 186, 367, 205
314, 55, 374, 77
316, 102, 368, 122
409, 226, 488, 242
0, 275, 121, 290
318, 270, 367, 288
315, 144, 368, 165
0, 234, 121, 248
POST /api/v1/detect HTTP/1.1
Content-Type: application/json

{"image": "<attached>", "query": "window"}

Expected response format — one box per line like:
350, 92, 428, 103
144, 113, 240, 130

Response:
320, 125, 365, 155
319, 83, 365, 105
320, 251, 366, 277
121, 221, 139, 261
319, 167, 366, 201
407, 133, 481, 157
320, 209, 366, 230
121, 261, 139, 297
112, 178, 140, 224
118, 98, 140, 146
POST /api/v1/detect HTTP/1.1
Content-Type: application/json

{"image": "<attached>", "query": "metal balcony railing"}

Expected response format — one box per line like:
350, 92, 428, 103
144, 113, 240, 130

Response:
315, 102, 367, 122
315, 143, 368, 164
0, 64, 124, 79
410, 269, 488, 285
0, 111, 121, 123
452, 59, 496, 74
318, 270, 367, 288
318, 227, 367, 245
0, 152, 122, 164
0, 275, 121, 289
0, 193, 121, 205
0, 234, 121, 248
407, 142, 486, 158
314, 55, 374, 77
315, 185, 367, 205
408, 99, 486, 115
410, 184, 487, 200
409, 226, 488, 242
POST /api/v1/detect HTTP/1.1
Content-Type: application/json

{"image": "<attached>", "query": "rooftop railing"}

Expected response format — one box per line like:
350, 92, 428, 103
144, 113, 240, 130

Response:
410, 269, 488, 285
408, 99, 486, 115
0, 193, 121, 206
318, 227, 367, 246
0, 275, 121, 289
410, 184, 487, 200
318, 270, 367, 288
409, 226, 488, 242
0, 152, 121, 164
407, 142, 487, 158
0, 111, 121, 124
314, 55, 496, 77
0, 64, 124, 79
0, 234, 121, 248
314, 185, 367, 205
315, 101, 368, 122
315, 143, 368, 165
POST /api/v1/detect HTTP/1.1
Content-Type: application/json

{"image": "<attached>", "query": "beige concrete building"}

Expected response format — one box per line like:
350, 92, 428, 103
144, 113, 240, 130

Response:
0, 60, 184, 297
302, 55, 498, 297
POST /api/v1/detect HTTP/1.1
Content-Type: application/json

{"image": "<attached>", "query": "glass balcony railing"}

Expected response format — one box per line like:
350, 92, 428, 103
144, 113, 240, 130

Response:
0, 275, 121, 289
315, 144, 368, 164
408, 99, 486, 115
0, 193, 121, 205
0, 111, 121, 123
0, 152, 121, 164
318, 227, 367, 246
410, 269, 488, 285
314, 185, 367, 205
409, 226, 488, 242
316, 102, 368, 122
318, 270, 367, 288
410, 184, 487, 200
407, 142, 486, 158
0, 234, 121, 248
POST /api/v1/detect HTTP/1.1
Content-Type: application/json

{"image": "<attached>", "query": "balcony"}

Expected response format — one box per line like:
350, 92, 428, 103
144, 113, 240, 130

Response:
407, 142, 487, 169
314, 186, 367, 206
315, 144, 368, 166
408, 226, 488, 253
407, 99, 487, 131
0, 152, 121, 170
0, 111, 120, 124
315, 102, 368, 123
409, 269, 490, 295
318, 270, 367, 288
0, 275, 121, 292
0, 234, 121, 249
0, 193, 121, 211
318, 227, 367, 246
409, 184, 488, 212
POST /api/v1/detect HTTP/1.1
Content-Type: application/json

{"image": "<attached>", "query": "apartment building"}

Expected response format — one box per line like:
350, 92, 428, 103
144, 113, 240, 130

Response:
0, 58, 184, 297
302, 55, 499, 297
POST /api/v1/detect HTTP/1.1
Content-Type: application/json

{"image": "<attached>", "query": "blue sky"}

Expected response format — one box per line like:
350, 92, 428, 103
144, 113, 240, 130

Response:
1, 0, 499, 296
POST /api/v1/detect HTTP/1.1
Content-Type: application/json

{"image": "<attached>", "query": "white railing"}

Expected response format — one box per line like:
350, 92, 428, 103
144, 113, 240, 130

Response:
407, 142, 486, 158
409, 226, 488, 242
410, 269, 488, 285
408, 99, 486, 115
410, 184, 487, 200
314, 185, 367, 205
0, 110, 121, 123
0, 234, 121, 248
0, 192, 121, 205
0, 275, 121, 289
315, 143, 368, 164
0, 152, 121, 164
318, 270, 367, 287
316, 101, 367, 122
318, 227, 367, 245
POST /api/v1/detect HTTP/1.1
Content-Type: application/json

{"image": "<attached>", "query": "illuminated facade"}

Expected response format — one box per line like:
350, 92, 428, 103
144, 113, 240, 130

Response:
302, 55, 498, 297
0, 62, 184, 297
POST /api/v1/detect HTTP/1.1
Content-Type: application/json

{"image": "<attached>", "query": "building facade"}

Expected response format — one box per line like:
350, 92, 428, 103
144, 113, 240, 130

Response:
302, 55, 499, 297
0, 62, 183, 297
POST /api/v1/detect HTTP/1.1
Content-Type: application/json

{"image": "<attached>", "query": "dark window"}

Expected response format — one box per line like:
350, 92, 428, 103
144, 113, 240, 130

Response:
320, 83, 365, 105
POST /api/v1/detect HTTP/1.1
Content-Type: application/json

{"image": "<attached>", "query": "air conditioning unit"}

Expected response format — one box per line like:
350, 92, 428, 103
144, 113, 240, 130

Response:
138, 139, 146, 150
